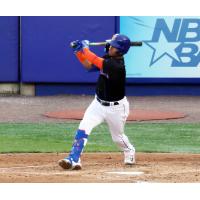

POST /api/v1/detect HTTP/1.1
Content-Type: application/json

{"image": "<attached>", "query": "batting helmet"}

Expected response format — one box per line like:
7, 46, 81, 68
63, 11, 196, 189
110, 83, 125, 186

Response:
108, 34, 131, 55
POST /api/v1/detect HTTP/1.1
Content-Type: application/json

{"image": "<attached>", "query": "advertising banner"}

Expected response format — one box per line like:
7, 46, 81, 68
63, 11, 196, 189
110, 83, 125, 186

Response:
120, 17, 200, 79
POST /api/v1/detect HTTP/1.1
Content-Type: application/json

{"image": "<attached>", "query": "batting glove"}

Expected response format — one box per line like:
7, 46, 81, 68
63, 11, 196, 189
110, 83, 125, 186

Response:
81, 40, 90, 49
70, 40, 83, 53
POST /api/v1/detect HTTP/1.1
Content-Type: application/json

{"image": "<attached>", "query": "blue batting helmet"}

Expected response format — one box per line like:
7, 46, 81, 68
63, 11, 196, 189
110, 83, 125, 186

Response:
108, 34, 131, 55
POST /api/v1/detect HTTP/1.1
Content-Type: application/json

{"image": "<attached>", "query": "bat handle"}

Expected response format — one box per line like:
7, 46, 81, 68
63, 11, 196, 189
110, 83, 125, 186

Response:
70, 41, 77, 48
89, 42, 107, 46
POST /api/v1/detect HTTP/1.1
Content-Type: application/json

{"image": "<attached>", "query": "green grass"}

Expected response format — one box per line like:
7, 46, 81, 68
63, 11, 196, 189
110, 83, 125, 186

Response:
0, 122, 200, 153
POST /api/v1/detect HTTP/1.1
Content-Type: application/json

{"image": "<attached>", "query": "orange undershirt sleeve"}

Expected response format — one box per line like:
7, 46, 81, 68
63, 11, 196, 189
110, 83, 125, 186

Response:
82, 48, 103, 69
76, 51, 86, 63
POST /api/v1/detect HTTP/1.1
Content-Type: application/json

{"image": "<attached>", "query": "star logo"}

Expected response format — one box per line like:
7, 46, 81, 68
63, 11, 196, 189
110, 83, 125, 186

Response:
145, 33, 181, 66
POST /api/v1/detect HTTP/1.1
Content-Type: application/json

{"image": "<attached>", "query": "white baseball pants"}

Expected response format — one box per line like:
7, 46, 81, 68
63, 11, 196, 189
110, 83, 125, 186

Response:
79, 96, 135, 152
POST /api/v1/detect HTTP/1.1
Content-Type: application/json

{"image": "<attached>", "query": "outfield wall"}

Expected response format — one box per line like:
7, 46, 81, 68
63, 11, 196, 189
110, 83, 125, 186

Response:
0, 16, 200, 96
0, 17, 19, 82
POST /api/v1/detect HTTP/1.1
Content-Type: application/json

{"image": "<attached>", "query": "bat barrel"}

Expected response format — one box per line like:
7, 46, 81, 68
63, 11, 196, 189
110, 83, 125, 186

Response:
130, 42, 142, 46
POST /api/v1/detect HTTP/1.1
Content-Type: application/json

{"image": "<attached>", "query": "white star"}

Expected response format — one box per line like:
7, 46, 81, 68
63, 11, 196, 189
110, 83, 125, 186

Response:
145, 33, 181, 66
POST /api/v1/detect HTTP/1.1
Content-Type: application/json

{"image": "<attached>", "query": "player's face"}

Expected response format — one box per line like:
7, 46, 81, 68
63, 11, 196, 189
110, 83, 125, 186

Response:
108, 46, 119, 56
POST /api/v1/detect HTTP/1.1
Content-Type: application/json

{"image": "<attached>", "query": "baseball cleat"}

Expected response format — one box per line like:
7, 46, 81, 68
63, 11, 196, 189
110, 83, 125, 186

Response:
71, 159, 82, 170
124, 150, 136, 165
58, 158, 72, 169
72, 163, 82, 170
58, 158, 82, 170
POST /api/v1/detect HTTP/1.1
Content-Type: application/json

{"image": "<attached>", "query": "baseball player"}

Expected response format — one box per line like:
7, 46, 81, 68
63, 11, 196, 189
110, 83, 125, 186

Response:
58, 34, 135, 170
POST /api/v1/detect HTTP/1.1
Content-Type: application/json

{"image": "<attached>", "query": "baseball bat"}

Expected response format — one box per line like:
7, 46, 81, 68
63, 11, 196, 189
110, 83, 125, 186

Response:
70, 41, 142, 48
89, 41, 143, 46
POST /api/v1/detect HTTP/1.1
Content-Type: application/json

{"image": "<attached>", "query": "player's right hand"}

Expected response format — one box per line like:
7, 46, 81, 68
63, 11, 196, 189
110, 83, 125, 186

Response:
81, 40, 90, 49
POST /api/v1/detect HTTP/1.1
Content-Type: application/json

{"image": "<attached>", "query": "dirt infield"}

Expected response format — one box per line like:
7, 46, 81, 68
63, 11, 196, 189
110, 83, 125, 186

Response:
0, 95, 200, 123
0, 95, 200, 183
0, 153, 200, 183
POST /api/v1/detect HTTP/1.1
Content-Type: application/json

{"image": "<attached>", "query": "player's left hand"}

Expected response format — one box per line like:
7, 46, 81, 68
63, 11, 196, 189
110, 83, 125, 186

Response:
70, 40, 83, 53
81, 40, 90, 49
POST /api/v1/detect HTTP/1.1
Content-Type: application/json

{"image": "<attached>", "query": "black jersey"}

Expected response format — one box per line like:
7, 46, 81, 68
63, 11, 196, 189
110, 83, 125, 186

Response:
96, 55, 126, 102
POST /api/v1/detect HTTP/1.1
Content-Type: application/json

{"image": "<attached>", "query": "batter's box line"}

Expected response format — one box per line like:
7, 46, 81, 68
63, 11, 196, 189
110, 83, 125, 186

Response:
0, 171, 79, 176
157, 170, 200, 175
0, 164, 53, 170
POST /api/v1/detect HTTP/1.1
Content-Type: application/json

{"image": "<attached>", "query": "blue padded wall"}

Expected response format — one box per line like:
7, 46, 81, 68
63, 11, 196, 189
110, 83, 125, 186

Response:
21, 16, 115, 83
0, 17, 19, 82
